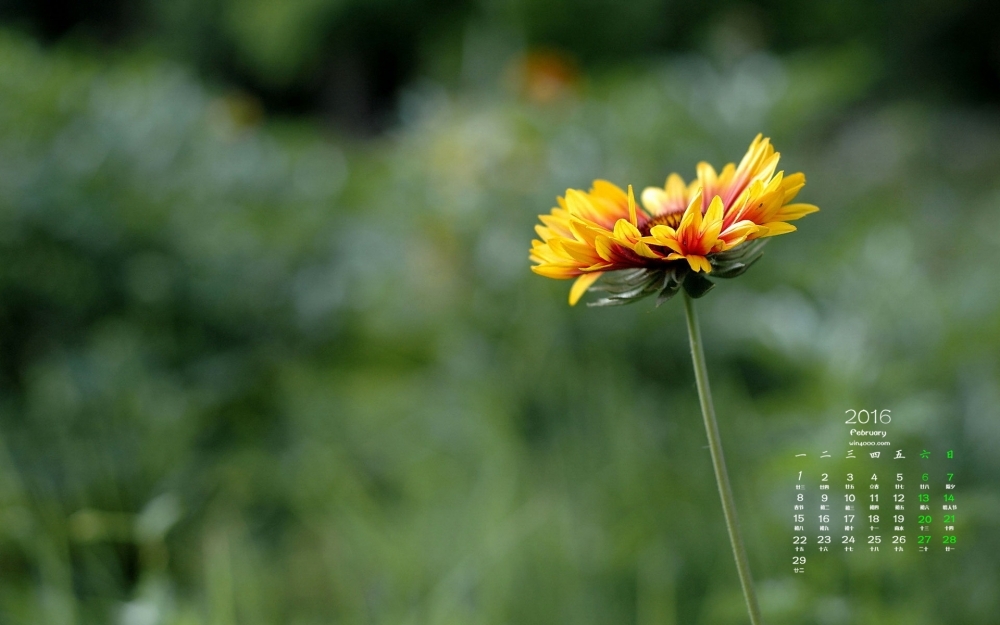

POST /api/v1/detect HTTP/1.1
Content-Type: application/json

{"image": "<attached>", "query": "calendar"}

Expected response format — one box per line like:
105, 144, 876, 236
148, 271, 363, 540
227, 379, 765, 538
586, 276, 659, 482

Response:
789, 409, 959, 574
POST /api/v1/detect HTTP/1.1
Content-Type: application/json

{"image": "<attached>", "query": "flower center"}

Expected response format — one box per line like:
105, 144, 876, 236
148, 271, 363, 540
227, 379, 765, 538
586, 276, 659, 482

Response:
639, 210, 683, 235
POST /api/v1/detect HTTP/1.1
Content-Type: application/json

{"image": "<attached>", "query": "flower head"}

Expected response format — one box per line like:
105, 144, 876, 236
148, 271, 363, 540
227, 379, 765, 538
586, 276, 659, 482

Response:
529, 134, 818, 305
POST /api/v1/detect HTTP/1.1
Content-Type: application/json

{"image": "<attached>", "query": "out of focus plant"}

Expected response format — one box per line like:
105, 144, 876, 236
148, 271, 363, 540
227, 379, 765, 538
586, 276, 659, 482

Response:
0, 23, 998, 625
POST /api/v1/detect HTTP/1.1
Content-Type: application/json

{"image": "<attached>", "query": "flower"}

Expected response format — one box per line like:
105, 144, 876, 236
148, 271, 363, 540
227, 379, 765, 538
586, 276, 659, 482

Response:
529, 134, 818, 305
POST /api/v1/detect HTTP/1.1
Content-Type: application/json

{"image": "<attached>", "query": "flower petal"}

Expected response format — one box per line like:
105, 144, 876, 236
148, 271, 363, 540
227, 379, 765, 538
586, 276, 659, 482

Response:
569, 272, 602, 305
778, 203, 819, 220
613, 218, 641, 243
757, 221, 797, 237
641, 187, 669, 215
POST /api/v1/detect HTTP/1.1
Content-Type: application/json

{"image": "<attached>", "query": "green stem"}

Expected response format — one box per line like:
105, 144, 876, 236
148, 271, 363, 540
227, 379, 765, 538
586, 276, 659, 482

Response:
682, 292, 763, 625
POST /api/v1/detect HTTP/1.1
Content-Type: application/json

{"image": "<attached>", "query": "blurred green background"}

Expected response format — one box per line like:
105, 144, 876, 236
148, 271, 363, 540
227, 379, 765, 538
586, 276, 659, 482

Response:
0, 2, 999, 624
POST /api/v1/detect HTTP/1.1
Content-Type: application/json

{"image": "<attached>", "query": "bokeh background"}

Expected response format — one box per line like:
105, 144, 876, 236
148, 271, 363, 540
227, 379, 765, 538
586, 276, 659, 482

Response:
1, 1, 999, 624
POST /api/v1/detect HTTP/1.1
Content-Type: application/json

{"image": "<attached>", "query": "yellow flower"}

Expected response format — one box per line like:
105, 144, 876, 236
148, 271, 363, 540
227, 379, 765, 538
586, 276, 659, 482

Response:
643, 191, 757, 273
529, 134, 818, 305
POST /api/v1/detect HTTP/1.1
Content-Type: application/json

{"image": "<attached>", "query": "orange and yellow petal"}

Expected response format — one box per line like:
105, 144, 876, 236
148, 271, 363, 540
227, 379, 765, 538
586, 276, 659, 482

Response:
755, 222, 797, 238
569, 272, 602, 305
777, 203, 819, 221
530, 135, 817, 305
666, 252, 712, 273
641, 173, 692, 217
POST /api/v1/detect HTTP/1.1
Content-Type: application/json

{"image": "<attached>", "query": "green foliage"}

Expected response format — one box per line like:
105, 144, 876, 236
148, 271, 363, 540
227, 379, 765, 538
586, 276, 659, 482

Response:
587, 267, 684, 307
0, 28, 999, 625
585, 241, 768, 307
